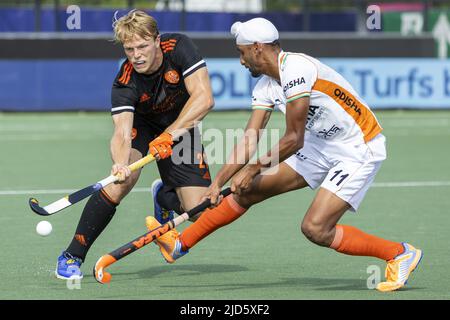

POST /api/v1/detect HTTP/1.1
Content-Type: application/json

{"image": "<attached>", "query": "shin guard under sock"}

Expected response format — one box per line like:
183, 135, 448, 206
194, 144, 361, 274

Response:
66, 190, 118, 261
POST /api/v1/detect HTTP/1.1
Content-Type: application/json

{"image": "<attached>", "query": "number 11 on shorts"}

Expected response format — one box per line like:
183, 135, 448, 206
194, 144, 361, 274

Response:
330, 170, 349, 186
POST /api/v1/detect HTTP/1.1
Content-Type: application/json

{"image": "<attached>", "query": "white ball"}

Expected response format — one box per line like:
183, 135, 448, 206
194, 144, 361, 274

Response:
36, 220, 52, 236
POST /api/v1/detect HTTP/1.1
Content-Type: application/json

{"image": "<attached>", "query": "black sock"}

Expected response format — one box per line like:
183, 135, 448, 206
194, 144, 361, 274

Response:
157, 186, 183, 214
66, 190, 118, 262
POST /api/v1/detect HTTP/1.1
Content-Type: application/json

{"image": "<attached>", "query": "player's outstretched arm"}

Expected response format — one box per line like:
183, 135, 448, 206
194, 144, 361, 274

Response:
165, 67, 214, 138
230, 96, 309, 195
258, 96, 309, 169
206, 109, 272, 204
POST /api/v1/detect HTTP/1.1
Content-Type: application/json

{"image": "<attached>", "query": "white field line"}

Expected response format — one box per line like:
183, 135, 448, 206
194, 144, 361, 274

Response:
1, 126, 449, 141
373, 181, 450, 187
1, 181, 450, 196
0, 187, 150, 196
1, 116, 448, 141
0, 135, 108, 141
0, 117, 448, 132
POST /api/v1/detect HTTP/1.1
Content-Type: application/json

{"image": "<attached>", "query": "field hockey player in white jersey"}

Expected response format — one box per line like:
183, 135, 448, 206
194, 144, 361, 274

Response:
151, 17, 423, 292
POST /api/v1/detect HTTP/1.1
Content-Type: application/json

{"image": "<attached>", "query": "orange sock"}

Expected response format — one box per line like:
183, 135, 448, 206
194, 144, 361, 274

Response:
180, 195, 247, 250
330, 225, 404, 261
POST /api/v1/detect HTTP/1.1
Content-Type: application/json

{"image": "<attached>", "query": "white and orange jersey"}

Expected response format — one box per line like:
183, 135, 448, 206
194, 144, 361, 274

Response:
251, 51, 383, 145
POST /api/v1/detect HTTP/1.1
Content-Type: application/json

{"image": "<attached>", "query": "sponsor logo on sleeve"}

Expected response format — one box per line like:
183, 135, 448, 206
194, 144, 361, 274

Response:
283, 77, 306, 92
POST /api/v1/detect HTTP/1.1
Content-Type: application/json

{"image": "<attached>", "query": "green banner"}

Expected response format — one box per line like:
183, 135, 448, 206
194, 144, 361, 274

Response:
382, 10, 450, 58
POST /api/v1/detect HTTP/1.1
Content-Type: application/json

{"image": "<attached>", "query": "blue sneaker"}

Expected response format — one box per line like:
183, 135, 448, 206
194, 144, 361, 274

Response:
152, 179, 175, 224
55, 251, 83, 280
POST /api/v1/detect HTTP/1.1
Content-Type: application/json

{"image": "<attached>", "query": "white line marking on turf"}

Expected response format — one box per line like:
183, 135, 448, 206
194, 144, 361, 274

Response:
372, 181, 450, 187
0, 187, 150, 196
382, 119, 450, 127
1, 181, 450, 196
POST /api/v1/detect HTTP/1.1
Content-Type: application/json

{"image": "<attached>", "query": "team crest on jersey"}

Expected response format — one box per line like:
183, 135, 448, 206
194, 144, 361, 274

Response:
164, 70, 180, 84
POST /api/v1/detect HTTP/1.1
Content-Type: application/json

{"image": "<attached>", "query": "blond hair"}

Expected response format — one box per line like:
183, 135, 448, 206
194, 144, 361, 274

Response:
113, 9, 159, 43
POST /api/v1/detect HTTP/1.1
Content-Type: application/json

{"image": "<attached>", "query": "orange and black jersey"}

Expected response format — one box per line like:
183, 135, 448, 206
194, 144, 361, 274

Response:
111, 33, 206, 134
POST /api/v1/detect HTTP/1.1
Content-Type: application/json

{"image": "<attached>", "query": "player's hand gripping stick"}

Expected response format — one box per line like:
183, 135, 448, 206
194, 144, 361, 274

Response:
29, 154, 156, 216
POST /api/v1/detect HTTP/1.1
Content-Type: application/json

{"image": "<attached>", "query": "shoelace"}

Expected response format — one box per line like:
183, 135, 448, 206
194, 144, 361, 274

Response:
385, 260, 399, 282
64, 252, 82, 265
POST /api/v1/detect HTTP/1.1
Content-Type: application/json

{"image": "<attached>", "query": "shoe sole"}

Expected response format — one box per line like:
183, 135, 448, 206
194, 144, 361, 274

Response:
55, 271, 84, 281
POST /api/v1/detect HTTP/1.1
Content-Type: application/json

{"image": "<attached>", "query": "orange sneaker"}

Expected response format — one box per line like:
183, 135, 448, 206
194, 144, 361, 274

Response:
145, 216, 188, 263
376, 243, 423, 292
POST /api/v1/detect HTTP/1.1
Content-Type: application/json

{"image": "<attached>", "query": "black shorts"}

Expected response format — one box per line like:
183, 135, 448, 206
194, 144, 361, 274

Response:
131, 114, 211, 189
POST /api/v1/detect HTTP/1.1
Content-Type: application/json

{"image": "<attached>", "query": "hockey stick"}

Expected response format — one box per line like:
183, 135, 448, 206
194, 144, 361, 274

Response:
93, 187, 232, 284
28, 154, 156, 216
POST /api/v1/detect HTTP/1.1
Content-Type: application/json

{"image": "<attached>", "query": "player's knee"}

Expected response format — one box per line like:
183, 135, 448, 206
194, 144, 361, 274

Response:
235, 188, 266, 208
300, 220, 316, 242
232, 193, 255, 209
104, 183, 131, 203
300, 219, 330, 246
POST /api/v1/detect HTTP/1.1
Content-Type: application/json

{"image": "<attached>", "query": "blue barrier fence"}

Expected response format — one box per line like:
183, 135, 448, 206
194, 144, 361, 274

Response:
206, 58, 450, 109
0, 8, 357, 32
0, 60, 117, 111
1, 58, 449, 111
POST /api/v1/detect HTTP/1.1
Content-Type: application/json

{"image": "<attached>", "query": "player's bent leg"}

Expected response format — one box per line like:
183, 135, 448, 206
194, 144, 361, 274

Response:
151, 179, 176, 224
178, 163, 308, 254
301, 187, 405, 259
300, 187, 350, 247
57, 149, 144, 280
176, 186, 210, 221
236, 162, 309, 208
149, 163, 308, 264
302, 188, 422, 291
145, 186, 209, 263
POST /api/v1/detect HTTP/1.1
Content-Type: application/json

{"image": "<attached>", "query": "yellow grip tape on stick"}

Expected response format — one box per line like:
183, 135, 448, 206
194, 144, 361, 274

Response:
127, 154, 156, 172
